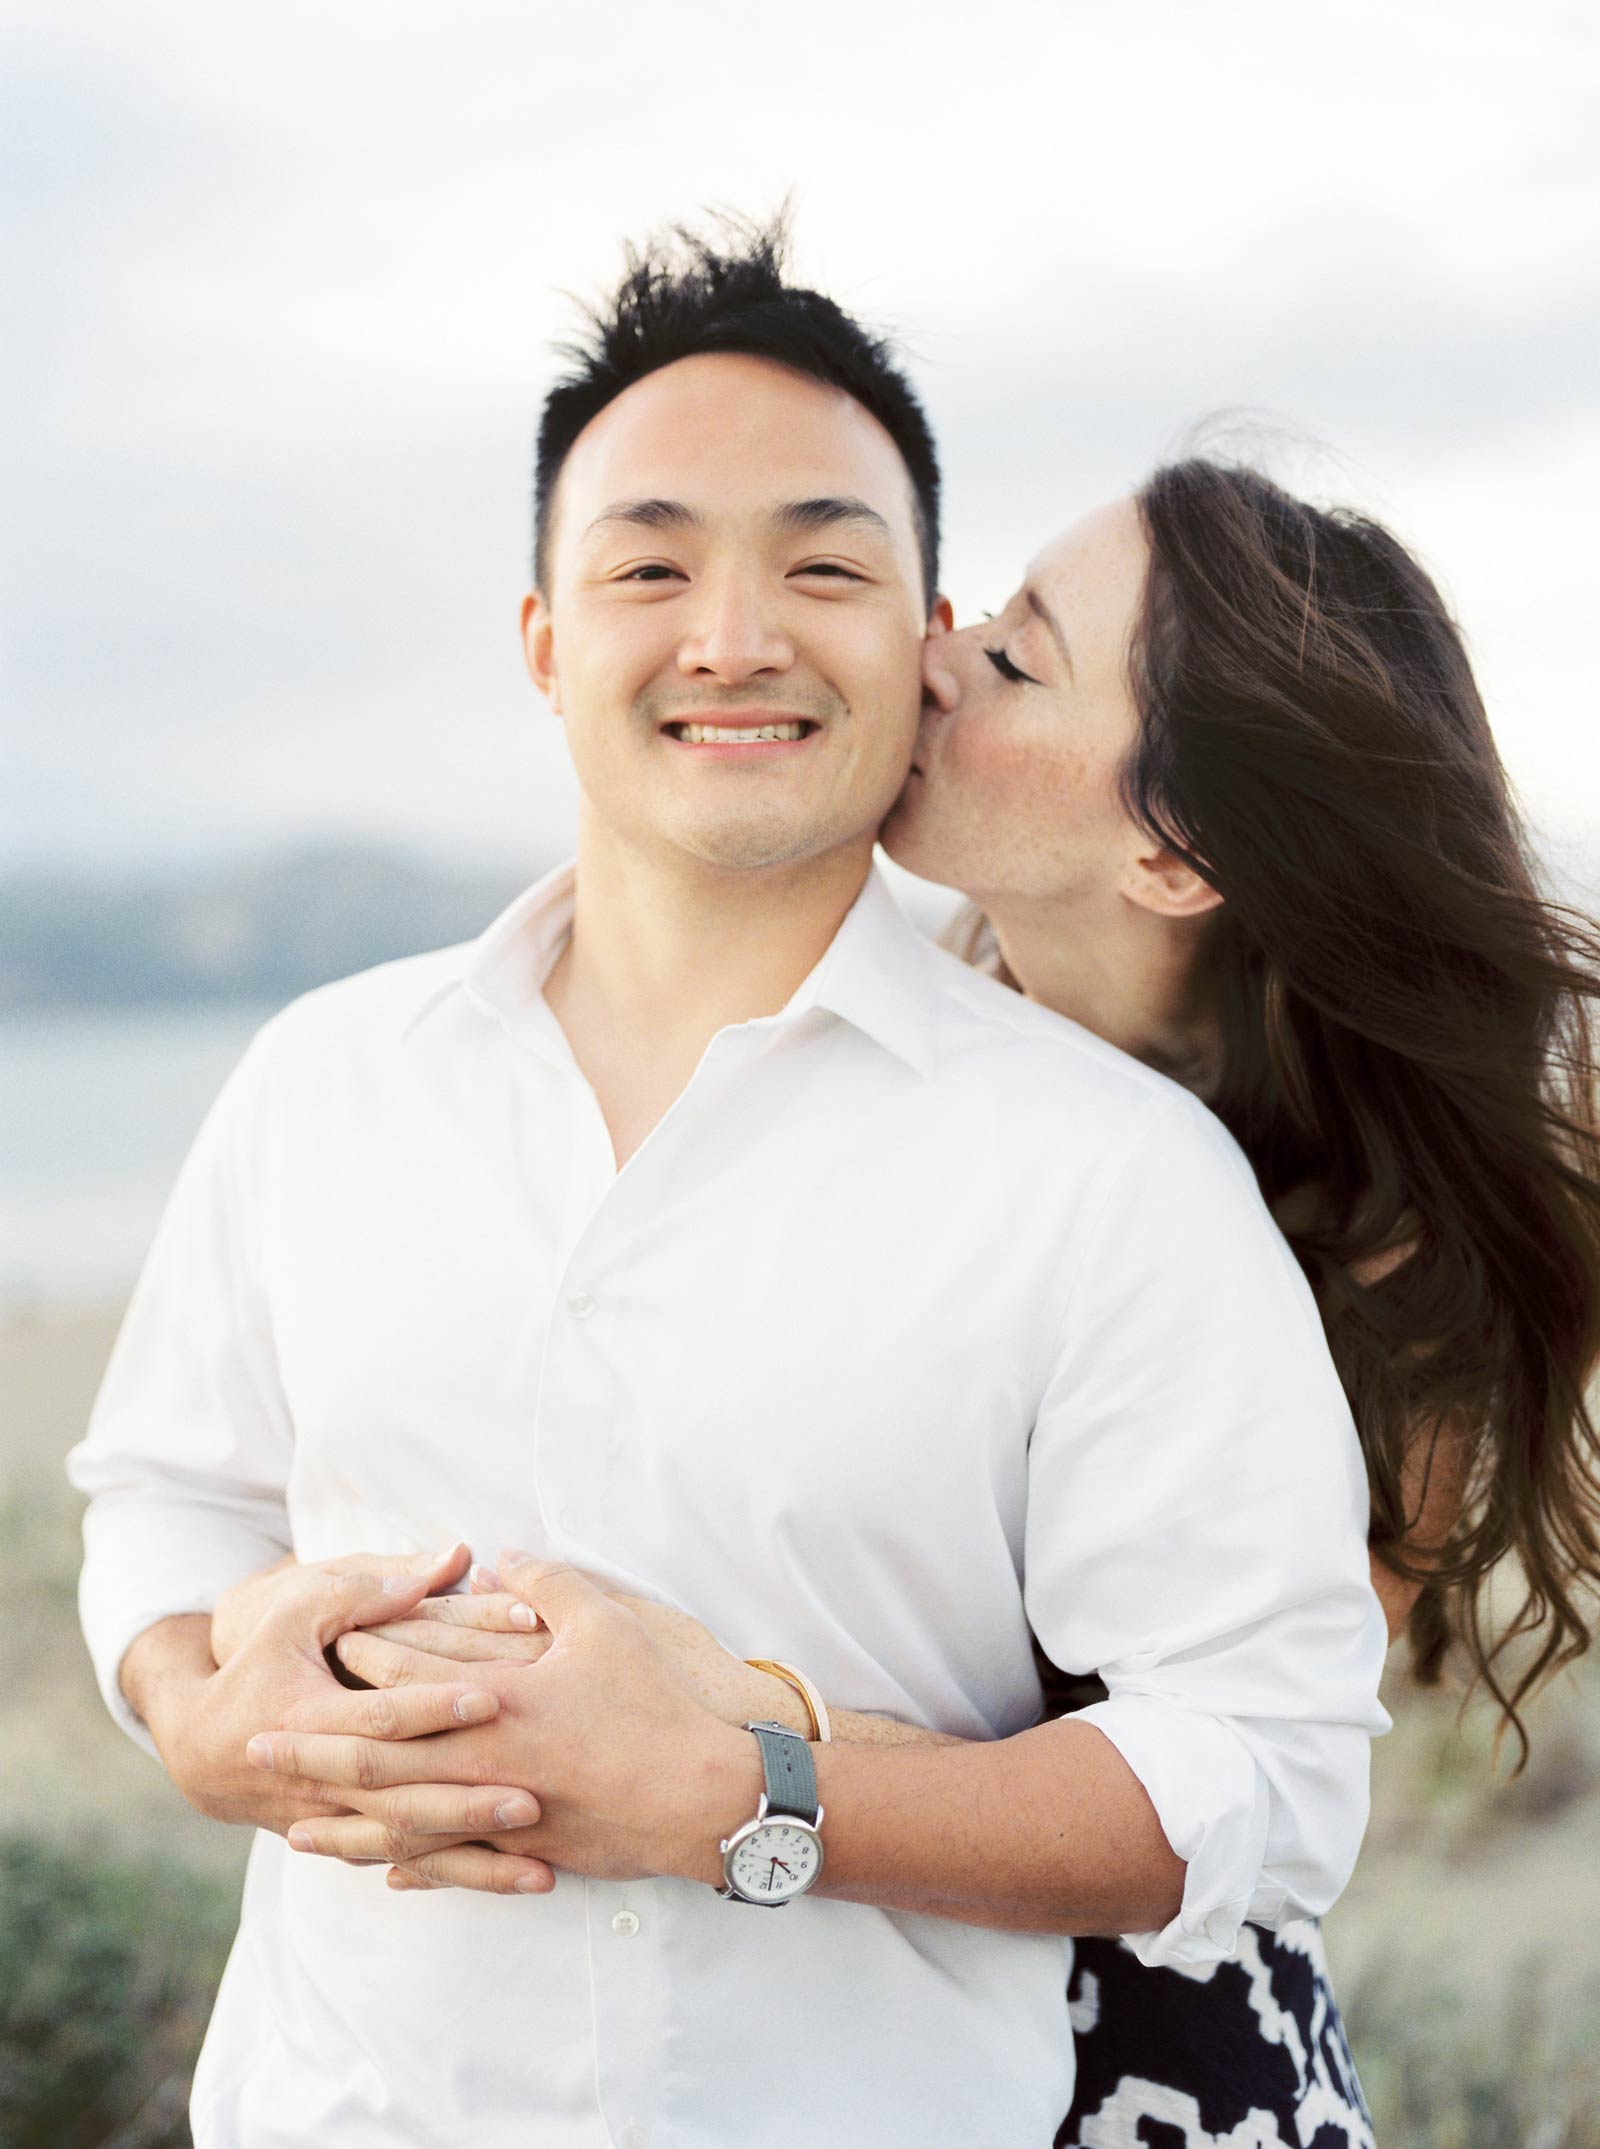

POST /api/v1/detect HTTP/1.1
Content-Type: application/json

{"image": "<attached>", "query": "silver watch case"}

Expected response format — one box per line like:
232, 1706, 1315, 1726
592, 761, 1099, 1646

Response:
717, 1793, 826, 1906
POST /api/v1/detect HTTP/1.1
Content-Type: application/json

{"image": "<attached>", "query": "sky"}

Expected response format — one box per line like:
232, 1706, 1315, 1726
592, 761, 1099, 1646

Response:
5, 0, 1597, 890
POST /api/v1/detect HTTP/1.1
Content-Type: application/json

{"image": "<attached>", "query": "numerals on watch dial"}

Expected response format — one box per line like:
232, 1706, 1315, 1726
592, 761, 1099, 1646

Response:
728, 1823, 821, 1901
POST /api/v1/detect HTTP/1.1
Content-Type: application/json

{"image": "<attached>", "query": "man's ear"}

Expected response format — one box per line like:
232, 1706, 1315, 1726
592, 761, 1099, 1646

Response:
522, 591, 561, 715
926, 594, 955, 636
1121, 840, 1225, 920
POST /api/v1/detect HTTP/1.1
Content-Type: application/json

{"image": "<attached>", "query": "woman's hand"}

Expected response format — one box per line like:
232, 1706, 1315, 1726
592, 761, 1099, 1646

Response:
336, 1564, 809, 1736
210, 1542, 473, 1666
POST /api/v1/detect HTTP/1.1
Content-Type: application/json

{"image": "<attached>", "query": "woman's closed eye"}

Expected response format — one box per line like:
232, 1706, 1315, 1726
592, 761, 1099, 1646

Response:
985, 645, 1042, 686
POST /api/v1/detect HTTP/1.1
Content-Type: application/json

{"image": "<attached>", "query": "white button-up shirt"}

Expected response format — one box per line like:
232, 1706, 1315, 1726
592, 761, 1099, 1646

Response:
68, 861, 1390, 2149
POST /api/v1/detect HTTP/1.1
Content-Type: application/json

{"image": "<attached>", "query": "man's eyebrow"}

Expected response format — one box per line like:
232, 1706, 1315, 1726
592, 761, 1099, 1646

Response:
774, 496, 894, 541
582, 498, 706, 538
1025, 584, 1075, 677
580, 494, 895, 547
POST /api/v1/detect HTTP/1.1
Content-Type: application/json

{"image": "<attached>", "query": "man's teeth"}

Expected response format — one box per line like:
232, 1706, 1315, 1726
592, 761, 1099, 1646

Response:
676, 722, 806, 744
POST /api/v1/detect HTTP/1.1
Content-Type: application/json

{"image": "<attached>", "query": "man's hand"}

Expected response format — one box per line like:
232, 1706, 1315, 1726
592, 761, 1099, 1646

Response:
124, 1567, 538, 1848
249, 1554, 758, 1893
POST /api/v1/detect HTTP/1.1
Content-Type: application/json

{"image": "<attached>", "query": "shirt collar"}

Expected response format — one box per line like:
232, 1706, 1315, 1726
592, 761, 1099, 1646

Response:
430, 856, 938, 1078
460, 859, 578, 1031
778, 863, 938, 1077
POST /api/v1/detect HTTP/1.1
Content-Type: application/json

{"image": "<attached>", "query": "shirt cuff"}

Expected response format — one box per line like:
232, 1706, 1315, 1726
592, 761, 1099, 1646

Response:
79, 1493, 291, 1758
1073, 1692, 1282, 1969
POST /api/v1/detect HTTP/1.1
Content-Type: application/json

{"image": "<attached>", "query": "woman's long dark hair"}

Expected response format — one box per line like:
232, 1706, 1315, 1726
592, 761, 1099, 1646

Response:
1102, 457, 1600, 1764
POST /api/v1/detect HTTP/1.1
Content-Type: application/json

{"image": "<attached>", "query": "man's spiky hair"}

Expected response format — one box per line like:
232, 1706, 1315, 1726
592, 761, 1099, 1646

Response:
532, 207, 940, 604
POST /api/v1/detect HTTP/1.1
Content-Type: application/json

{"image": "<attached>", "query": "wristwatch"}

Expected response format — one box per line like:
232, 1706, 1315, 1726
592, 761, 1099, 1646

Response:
717, 1720, 825, 1905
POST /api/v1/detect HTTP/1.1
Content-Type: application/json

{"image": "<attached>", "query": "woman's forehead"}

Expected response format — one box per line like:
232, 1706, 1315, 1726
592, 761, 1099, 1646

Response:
1021, 498, 1148, 669
1027, 496, 1144, 591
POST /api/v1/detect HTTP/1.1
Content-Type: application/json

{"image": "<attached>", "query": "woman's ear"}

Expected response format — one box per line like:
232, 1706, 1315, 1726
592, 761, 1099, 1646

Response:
1122, 840, 1225, 920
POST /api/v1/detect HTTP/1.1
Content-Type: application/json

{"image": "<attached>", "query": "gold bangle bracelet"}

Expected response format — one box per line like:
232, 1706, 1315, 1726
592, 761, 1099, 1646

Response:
744, 1658, 832, 1744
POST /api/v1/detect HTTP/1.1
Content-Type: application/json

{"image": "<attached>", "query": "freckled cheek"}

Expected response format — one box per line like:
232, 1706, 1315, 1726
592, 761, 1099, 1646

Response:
943, 727, 1129, 869
946, 721, 1098, 804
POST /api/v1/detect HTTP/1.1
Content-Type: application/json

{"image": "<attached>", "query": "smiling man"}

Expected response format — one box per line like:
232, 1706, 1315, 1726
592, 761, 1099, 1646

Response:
521, 335, 936, 1170
69, 216, 1388, 2148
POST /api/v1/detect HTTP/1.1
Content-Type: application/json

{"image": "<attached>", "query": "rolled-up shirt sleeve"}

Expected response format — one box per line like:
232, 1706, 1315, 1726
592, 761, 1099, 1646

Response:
65, 1026, 295, 1756
1024, 1091, 1391, 1969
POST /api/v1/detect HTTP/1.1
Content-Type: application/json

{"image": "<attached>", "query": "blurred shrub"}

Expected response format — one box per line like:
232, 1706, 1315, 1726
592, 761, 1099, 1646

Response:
1346, 1947, 1600, 2149
0, 1834, 235, 2149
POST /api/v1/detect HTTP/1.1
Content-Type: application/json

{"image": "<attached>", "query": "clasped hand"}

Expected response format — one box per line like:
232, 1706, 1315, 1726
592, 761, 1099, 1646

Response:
229, 1552, 783, 1898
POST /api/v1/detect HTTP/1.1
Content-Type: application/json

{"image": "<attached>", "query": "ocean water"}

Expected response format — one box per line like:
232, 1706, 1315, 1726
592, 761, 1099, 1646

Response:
1, 1002, 280, 1307
0, 869, 972, 1312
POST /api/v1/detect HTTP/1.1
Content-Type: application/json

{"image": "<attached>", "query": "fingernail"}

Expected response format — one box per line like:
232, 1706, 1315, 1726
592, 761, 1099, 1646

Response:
455, 1690, 498, 1723
508, 1603, 539, 1629
435, 1544, 462, 1565
383, 1574, 418, 1595
471, 1563, 502, 1590
495, 1795, 537, 1827
287, 1827, 312, 1851
246, 1736, 275, 1770
514, 1869, 549, 1893
498, 1547, 534, 1567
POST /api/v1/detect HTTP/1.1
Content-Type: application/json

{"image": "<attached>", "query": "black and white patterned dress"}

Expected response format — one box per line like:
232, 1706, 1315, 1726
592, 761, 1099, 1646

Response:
1044, 1657, 1375, 2149
1057, 1921, 1374, 2147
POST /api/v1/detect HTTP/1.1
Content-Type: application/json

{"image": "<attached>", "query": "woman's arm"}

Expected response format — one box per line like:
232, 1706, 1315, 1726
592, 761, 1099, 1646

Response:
1341, 1234, 1471, 1644
1369, 1556, 1419, 1644
1369, 1412, 1471, 1640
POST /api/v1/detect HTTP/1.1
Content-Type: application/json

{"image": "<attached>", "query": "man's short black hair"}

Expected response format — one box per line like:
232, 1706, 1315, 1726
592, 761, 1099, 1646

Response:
533, 208, 941, 607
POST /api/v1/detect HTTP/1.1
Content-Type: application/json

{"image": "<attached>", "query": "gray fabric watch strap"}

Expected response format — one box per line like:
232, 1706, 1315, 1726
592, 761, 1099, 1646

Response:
746, 1719, 819, 1824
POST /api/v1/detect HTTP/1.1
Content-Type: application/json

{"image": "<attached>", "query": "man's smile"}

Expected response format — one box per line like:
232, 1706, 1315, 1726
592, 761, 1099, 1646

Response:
658, 709, 823, 753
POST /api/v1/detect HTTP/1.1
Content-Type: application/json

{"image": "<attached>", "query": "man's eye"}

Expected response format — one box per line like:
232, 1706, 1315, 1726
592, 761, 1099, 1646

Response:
619, 565, 682, 582
793, 563, 863, 580
985, 645, 1040, 685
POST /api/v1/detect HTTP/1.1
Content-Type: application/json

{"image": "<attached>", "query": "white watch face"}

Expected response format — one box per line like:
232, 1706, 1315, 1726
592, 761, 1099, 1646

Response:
726, 1820, 822, 1903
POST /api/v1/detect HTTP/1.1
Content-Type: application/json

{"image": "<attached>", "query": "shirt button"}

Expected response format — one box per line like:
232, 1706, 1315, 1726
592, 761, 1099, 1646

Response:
611, 1910, 640, 1937
620, 2128, 647, 2149
567, 1293, 596, 1320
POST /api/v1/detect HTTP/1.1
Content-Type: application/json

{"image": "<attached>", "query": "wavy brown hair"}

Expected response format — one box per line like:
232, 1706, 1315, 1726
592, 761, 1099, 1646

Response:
953, 462, 1589, 1753
963, 459, 1600, 1764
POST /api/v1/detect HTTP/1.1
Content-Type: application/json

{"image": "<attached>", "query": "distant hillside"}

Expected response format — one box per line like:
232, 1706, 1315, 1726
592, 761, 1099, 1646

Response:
3, 833, 1594, 1015
0, 844, 539, 1012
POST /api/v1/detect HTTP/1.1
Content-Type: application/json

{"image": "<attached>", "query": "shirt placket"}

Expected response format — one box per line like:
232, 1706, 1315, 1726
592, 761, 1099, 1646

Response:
533, 1056, 621, 1551
531, 1017, 779, 1551
530, 1024, 781, 2147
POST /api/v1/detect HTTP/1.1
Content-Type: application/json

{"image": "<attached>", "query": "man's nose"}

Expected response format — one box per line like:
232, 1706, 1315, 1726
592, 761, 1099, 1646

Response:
676, 572, 795, 683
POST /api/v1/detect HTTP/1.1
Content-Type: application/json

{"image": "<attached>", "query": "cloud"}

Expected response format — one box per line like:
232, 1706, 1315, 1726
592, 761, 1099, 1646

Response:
4, 0, 1596, 867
